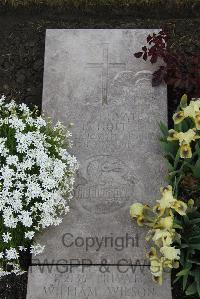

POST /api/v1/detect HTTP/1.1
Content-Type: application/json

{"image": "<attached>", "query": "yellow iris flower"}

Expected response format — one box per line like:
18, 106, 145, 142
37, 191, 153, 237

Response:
148, 248, 164, 284
150, 258, 163, 281
173, 98, 200, 126
158, 215, 174, 230
176, 129, 200, 145
167, 128, 200, 159
157, 185, 176, 209
171, 200, 187, 216
173, 110, 185, 124
130, 202, 144, 218
160, 246, 180, 260
180, 143, 192, 159
195, 112, 200, 130
152, 229, 174, 247
130, 184, 188, 286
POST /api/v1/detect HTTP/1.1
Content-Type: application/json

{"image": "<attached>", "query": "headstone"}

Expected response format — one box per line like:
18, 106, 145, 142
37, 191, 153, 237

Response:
27, 29, 171, 299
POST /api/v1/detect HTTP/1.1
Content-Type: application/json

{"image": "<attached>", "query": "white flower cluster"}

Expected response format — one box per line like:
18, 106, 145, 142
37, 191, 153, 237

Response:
0, 96, 78, 276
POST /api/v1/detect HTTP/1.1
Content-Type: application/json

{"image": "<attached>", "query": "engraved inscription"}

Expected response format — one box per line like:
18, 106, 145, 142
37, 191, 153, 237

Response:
74, 155, 135, 214
73, 107, 136, 153
86, 43, 126, 105
29, 267, 171, 299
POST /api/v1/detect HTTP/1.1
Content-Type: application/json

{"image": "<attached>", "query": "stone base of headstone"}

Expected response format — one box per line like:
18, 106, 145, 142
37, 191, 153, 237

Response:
26, 265, 172, 299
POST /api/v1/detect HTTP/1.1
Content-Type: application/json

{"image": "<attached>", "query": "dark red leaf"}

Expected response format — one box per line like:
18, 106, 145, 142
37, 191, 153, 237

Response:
134, 52, 143, 58
147, 34, 152, 43
150, 54, 158, 64
152, 66, 166, 86
143, 52, 148, 61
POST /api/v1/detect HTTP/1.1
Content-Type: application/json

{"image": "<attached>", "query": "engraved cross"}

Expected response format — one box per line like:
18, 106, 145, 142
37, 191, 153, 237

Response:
86, 44, 126, 105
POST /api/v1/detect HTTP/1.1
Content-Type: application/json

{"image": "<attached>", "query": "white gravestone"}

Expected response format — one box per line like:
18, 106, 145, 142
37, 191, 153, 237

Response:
27, 29, 171, 299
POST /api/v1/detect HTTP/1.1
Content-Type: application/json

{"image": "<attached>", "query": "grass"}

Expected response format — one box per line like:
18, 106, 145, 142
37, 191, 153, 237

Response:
1, 0, 197, 8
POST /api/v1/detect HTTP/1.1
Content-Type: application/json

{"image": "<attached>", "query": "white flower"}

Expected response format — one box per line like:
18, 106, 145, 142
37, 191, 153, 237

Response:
19, 211, 33, 227
0, 138, 9, 157
6, 155, 19, 166
25, 231, 35, 240
9, 117, 25, 131
53, 218, 63, 226
19, 103, 30, 114
3, 209, 18, 228
35, 116, 46, 128
65, 206, 70, 213
18, 246, 27, 251
26, 181, 42, 198
5, 248, 19, 260
30, 244, 45, 256
2, 232, 12, 243
0, 95, 5, 104
5, 100, 16, 111
0, 97, 78, 274
0, 252, 4, 259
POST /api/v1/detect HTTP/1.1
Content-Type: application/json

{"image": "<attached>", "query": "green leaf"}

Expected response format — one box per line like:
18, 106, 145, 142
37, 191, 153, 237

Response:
173, 276, 181, 284
160, 140, 179, 157
166, 160, 174, 172
190, 218, 200, 224
194, 268, 200, 296
188, 259, 200, 265
174, 149, 180, 169
159, 121, 168, 138
190, 244, 200, 250
195, 142, 200, 156
183, 273, 189, 291
180, 94, 188, 109
181, 243, 189, 249
186, 281, 197, 296
173, 223, 183, 229
193, 158, 200, 178
189, 235, 200, 242
176, 268, 190, 277
183, 215, 190, 225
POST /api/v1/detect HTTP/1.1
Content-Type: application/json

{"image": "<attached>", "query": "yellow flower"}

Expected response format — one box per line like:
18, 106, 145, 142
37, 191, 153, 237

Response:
150, 253, 163, 284
153, 204, 165, 216
152, 274, 163, 285
160, 246, 180, 260
158, 214, 174, 230
188, 198, 194, 207
145, 229, 154, 241
137, 215, 145, 226
172, 200, 187, 215
167, 129, 178, 141
173, 111, 185, 124
184, 100, 200, 117
195, 111, 200, 130
152, 229, 174, 247
180, 142, 192, 159
130, 203, 144, 218
148, 247, 157, 259
173, 99, 200, 125
168, 129, 200, 159
183, 104, 196, 119
176, 129, 199, 146
163, 259, 173, 269
157, 185, 176, 209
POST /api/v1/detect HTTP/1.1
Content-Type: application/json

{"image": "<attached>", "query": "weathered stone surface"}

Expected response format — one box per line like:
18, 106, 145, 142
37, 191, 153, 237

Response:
30, 29, 167, 265
27, 28, 171, 299
27, 265, 171, 299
